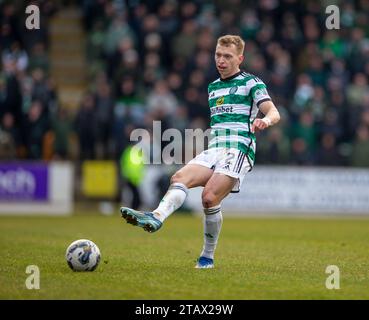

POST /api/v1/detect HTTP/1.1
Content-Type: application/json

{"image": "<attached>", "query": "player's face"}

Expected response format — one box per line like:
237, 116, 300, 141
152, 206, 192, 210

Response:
215, 44, 244, 79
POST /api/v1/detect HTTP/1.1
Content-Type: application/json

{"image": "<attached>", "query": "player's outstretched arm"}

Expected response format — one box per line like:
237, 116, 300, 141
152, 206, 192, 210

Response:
251, 100, 280, 133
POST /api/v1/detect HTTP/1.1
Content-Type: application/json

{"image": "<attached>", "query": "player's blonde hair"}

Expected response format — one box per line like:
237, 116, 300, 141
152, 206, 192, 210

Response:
217, 35, 245, 55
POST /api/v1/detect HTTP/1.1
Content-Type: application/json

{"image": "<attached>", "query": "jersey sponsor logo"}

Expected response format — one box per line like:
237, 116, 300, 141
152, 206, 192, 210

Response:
229, 86, 238, 94
210, 105, 233, 116
216, 96, 224, 106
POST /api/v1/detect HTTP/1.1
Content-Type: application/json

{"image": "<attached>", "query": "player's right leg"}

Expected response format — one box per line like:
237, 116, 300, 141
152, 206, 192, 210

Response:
120, 164, 213, 232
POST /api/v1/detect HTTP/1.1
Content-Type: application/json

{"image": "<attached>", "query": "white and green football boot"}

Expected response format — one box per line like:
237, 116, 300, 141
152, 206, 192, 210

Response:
120, 207, 162, 233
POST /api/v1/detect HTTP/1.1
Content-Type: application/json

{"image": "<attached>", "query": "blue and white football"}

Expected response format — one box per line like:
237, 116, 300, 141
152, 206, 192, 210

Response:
66, 239, 101, 271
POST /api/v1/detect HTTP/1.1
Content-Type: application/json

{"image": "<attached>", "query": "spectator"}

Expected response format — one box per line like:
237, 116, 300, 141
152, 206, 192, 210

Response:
171, 19, 198, 61
291, 110, 317, 155
290, 138, 314, 165
258, 126, 290, 164
315, 133, 343, 166
103, 14, 135, 57
146, 79, 178, 117
28, 43, 49, 72
290, 74, 314, 117
0, 58, 22, 126
51, 108, 72, 160
94, 82, 114, 158
75, 93, 97, 160
0, 112, 20, 159
347, 73, 369, 107
350, 125, 369, 167
23, 100, 49, 159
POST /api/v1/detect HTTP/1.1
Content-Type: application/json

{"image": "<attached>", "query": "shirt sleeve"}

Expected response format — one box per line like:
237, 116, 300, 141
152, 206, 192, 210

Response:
250, 80, 271, 107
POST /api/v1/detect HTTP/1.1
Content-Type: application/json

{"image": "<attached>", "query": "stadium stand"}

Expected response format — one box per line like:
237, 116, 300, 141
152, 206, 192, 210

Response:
1, 0, 369, 167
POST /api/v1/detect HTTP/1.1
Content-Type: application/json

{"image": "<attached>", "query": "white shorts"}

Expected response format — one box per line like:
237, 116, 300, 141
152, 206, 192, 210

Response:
188, 147, 252, 192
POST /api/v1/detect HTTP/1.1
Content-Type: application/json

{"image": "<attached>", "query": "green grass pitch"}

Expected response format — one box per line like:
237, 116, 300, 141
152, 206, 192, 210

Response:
1, 211, 369, 299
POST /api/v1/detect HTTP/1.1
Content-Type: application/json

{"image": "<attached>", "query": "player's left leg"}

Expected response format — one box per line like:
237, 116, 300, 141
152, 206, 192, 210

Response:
195, 173, 236, 269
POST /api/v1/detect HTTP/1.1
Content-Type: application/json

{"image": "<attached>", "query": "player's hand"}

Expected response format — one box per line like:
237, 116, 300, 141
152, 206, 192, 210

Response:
251, 118, 271, 133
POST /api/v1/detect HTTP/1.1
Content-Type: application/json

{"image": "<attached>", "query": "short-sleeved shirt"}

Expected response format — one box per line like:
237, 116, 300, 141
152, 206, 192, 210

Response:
207, 71, 271, 166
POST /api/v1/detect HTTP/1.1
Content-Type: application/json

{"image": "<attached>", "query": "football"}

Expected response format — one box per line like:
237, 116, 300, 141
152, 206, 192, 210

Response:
65, 239, 101, 271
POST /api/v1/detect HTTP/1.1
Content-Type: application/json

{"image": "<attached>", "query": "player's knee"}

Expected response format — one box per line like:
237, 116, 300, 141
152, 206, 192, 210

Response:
202, 190, 218, 208
170, 171, 184, 184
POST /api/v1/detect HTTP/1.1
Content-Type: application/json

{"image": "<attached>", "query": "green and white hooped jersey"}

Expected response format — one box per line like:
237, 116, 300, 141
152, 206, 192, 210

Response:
208, 71, 271, 166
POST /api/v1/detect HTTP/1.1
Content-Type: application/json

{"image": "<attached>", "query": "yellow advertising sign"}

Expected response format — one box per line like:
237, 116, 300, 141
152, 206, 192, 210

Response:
82, 161, 118, 198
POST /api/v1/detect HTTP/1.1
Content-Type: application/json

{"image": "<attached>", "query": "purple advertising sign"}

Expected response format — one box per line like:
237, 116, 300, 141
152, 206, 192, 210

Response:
0, 163, 49, 201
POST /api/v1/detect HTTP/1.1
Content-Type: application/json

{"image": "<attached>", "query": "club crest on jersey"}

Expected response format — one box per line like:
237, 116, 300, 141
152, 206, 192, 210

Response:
229, 86, 238, 94
216, 96, 224, 106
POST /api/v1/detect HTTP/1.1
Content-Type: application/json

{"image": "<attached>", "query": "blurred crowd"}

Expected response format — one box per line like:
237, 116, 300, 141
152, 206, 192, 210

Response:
1, 0, 369, 167
0, 0, 58, 159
